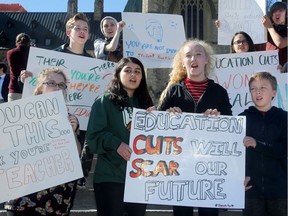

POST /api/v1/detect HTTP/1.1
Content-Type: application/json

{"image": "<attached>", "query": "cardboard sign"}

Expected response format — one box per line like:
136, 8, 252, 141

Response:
212, 50, 287, 115
23, 47, 116, 130
124, 108, 246, 209
217, 0, 266, 45
122, 12, 186, 68
0, 91, 83, 203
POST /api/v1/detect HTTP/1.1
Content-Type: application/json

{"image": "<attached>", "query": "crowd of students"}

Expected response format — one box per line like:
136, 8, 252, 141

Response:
1, 1, 287, 216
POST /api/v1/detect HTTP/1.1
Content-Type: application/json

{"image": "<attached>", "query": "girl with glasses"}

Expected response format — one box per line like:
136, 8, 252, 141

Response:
5, 68, 81, 216
230, 31, 256, 53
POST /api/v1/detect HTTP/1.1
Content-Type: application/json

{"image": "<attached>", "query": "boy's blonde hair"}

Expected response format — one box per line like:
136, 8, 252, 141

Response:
249, 72, 277, 91
66, 13, 90, 31
34, 68, 67, 95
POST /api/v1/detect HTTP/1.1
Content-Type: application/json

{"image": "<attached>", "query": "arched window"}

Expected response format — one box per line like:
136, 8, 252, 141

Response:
180, 0, 213, 41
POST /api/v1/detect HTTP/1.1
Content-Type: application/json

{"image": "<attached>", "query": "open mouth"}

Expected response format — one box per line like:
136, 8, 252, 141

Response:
256, 96, 263, 101
274, 14, 283, 23
191, 64, 198, 68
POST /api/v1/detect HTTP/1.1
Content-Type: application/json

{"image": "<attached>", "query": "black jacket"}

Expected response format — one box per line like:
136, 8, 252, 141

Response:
54, 43, 92, 58
239, 106, 287, 199
158, 79, 232, 115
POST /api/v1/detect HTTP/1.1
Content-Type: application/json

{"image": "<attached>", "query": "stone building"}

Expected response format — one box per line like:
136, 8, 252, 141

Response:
0, 0, 280, 104
125, 0, 280, 104
128, 0, 225, 104
0, 1, 121, 63
0, 0, 229, 104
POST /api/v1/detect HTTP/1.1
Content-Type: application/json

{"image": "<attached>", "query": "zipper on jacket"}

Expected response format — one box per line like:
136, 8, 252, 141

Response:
183, 86, 198, 113
196, 89, 208, 112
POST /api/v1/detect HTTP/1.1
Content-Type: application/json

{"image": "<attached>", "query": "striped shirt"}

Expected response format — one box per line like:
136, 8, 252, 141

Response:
184, 78, 209, 104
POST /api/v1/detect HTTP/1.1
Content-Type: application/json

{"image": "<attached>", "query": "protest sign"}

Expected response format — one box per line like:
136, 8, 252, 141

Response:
217, 0, 266, 45
124, 108, 246, 209
122, 12, 186, 68
211, 50, 287, 115
0, 91, 83, 203
23, 47, 116, 130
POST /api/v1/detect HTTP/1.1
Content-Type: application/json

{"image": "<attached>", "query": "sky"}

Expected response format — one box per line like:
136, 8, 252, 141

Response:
0, 0, 128, 12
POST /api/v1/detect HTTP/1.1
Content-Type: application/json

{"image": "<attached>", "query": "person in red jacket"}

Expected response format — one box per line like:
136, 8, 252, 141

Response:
6, 33, 31, 101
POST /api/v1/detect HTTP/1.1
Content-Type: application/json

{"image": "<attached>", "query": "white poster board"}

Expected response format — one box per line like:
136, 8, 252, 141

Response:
0, 91, 83, 203
211, 50, 287, 115
23, 47, 116, 130
122, 12, 186, 68
217, 0, 266, 45
125, 109, 246, 209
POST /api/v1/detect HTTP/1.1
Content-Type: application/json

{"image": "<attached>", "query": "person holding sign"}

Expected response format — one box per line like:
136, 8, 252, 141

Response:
19, 13, 93, 189
86, 57, 154, 216
215, 18, 259, 53
215, 20, 256, 54
54, 13, 92, 58
157, 39, 232, 216
19, 13, 93, 81
52, 12, 93, 189
240, 72, 287, 216
262, 1, 287, 70
5, 68, 81, 216
94, 16, 125, 62
230, 31, 256, 53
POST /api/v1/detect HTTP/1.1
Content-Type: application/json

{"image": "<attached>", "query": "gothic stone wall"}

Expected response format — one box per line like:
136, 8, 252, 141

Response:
142, 0, 229, 105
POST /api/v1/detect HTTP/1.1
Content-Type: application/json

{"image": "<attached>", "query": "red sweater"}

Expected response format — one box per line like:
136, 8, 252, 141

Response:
6, 45, 30, 93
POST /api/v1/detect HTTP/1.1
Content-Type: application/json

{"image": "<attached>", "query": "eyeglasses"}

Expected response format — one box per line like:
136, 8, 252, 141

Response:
43, 80, 67, 90
233, 40, 248, 45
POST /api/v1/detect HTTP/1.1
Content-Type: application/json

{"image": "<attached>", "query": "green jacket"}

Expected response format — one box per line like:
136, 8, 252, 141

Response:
86, 93, 139, 183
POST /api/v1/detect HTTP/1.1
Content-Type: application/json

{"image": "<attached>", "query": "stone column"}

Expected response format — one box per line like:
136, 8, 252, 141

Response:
142, 0, 175, 13
94, 0, 103, 21
67, 0, 78, 19
142, 0, 175, 105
